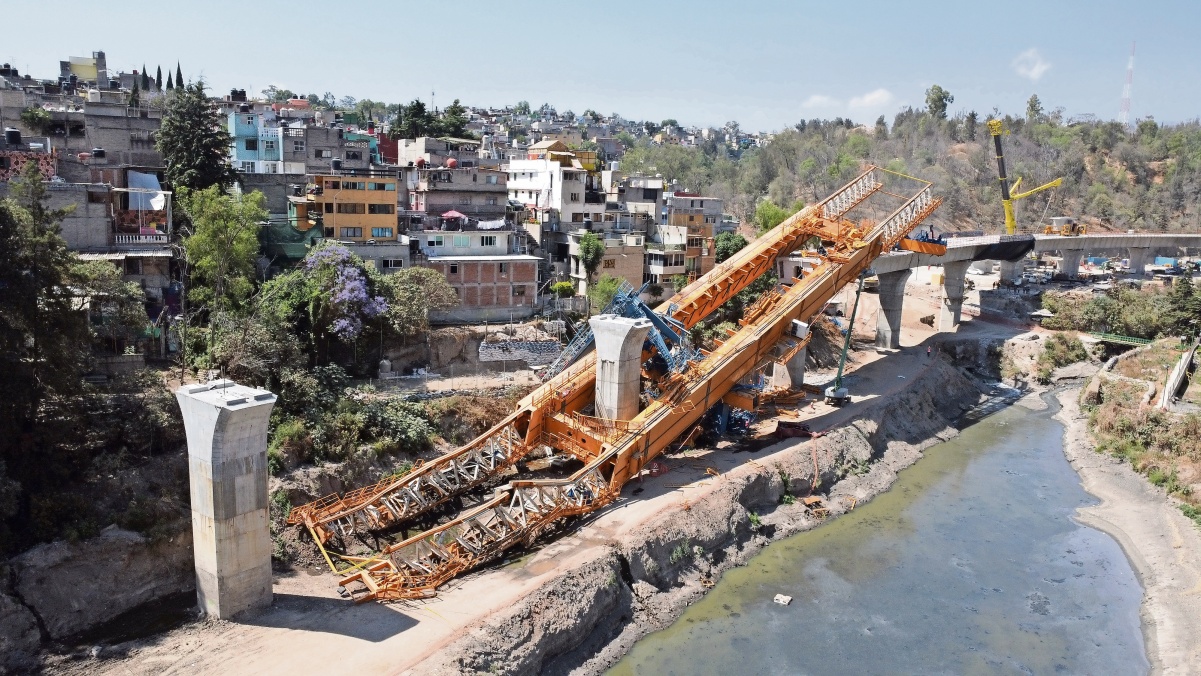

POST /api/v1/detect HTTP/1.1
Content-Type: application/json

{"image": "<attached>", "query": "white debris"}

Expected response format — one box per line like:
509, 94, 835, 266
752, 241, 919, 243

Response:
773, 594, 793, 606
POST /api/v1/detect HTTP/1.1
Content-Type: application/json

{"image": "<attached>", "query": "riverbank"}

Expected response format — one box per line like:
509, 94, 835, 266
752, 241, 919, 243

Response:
1056, 387, 1201, 674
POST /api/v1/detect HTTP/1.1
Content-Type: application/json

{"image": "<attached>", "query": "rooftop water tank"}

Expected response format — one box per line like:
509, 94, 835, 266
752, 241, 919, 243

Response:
91, 148, 106, 159
4, 127, 21, 145
445, 158, 458, 168
331, 159, 343, 170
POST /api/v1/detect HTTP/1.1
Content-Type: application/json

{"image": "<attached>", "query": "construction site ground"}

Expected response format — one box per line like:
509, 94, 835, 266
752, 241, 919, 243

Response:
61, 268, 1036, 675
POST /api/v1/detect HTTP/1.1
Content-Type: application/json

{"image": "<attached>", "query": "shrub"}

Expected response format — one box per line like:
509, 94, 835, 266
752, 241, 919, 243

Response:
550, 281, 575, 298
669, 539, 693, 565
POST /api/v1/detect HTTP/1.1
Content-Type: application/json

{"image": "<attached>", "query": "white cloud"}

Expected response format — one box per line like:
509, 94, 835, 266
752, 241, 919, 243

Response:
801, 94, 839, 109
848, 88, 895, 110
1012, 48, 1051, 81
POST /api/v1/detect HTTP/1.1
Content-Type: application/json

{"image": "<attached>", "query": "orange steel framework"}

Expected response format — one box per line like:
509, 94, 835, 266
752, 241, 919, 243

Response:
287, 166, 942, 602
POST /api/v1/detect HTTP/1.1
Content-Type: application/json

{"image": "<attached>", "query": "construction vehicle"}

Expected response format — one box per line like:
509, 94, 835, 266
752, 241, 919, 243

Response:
1044, 216, 1086, 236
988, 119, 1063, 235
287, 167, 942, 602
824, 268, 871, 406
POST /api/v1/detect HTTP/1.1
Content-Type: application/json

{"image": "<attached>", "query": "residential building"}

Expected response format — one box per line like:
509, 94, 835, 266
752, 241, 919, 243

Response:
396, 137, 498, 169
289, 168, 400, 243
407, 166, 507, 223
661, 193, 722, 280
409, 221, 540, 322
567, 227, 644, 294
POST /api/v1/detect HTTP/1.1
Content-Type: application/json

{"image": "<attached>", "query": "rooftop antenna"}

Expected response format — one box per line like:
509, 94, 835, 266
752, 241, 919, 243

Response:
431, 89, 436, 113
1118, 41, 1135, 130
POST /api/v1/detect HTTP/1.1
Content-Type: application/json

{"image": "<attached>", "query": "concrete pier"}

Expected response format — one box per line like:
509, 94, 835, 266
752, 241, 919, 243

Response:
1059, 249, 1083, 279
590, 315, 651, 422
939, 260, 971, 331
1127, 247, 1151, 277
998, 259, 1023, 285
874, 269, 911, 349
176, 380, 277, 619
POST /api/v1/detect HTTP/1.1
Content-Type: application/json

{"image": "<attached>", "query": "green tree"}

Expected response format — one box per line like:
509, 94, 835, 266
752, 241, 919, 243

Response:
1026, 94, 1044, 123
140, 65, 150, 91
128, 78, 140, 107
513, 100, 531, 115
754, 199, 791, 235
438, 99, 471, 138
964, 110, 978, 141
925, 84, 954, 120
382, 266, 459, 337
714, 231, 748, 263
72, 259, 147, 349
588, 274, 623, 312
261, 86, 297, 103
157, 81, 238, 192
874, 115, 888, 139
155, 66, 162, 90
19, 107, 50, 134
175, 63, 183, 88
550, 281, 575, 298
180, 187, 267, 312
166, 72, 174, 90
577, 231, 606, 283
661, 118, 679, 129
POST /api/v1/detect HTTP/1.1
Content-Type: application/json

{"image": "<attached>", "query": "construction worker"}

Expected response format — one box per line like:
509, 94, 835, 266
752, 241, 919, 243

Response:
927, 346, 932, 359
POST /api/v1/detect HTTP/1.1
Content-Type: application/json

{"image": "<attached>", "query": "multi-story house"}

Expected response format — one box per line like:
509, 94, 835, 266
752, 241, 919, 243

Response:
407, 166, 507, 224
662, 193, 723, 281
566, 227, 645, 294
408, 222, 540, 322
289, 168, 400, 243
396, 136, 497, 169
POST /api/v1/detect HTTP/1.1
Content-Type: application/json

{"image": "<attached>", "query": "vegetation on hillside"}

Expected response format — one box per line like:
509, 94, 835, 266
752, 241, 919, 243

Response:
1042, 278, 1200, 339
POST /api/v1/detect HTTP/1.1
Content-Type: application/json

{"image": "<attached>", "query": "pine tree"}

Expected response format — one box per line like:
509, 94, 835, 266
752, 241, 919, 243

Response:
166, 72, 174, 90
176, 63, 183, 88
155, 66, 162, 90
129, 78, 140, 107
140, 64, 150, 91
156, 81, 238, 192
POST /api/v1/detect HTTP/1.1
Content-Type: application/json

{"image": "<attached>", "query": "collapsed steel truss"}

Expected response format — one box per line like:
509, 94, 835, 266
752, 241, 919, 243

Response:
291, 167, 943, 602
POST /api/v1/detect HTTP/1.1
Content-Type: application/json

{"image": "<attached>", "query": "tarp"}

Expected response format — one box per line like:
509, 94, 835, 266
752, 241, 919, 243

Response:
970, 234, 1035, 262
1155, 256, 1177, 266
441, 210, 467, 219
476, 219, 507, 230
127, 171, 166, 211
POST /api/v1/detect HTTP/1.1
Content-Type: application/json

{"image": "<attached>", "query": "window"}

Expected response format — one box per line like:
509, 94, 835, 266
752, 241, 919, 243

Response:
428, 235, 444, 247
688, 215, 695, 222
642, 188, 657, 200
459, 196, 471, 205
324, 180, 340, 190
124, 258, 143, 275
293, 140, 306, 152
240, 161, 255, 172
705, 215, 716, 224
485, 174, 498, 184
244, 115, 254, 125
486, 197, 498, 206
264, 139, 276, 152
340, 227, 363, 238
244, 139, 258, 151
572, 213, 584, 222
323, 202, 333, 213
498, 262, 508, 275
336, 203, 365, 214
264, 162, 277, 174
513, 285, 526, 297
472, 173, 477, 182
324, 227, 334, 237
480, 236, 496, 247
315, 149, 332, 158
343, 181, 365, 190
371, 227, 393, 238
382, 259, 404, 269
367, 204, 394, 215
603, 258, 616, 269
346, 151, 362, 161
687, 237, 703, 248
453, 235, 470, 247
367, 182, 393, 191
570, 193, 580, 202
449, 264, 459, 274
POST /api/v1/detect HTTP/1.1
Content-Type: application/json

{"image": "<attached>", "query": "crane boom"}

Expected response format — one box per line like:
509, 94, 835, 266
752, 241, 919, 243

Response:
988, 119, 1062, 234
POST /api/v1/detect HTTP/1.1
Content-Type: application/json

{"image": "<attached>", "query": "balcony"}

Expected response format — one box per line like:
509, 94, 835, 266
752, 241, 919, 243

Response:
115, 234, 168, 246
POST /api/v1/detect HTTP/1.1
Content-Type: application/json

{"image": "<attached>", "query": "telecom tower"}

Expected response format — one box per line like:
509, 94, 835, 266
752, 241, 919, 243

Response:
1118, 42, 1135, 130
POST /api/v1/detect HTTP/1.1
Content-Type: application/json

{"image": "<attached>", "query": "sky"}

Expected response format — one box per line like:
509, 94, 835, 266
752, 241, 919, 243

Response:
7, 0, 1200, 132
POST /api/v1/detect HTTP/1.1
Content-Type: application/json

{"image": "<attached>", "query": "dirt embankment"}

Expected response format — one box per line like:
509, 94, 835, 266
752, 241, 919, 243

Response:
416, 357, 990, 675
1057, 388, 1201, 673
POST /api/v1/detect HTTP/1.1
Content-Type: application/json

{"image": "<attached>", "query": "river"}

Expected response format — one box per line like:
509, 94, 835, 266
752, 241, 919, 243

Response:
609, 395, 1149, 675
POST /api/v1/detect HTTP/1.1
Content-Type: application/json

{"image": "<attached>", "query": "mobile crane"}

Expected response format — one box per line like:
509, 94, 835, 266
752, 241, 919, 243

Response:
288, 167, 942, 602
988, 119, 1064, 235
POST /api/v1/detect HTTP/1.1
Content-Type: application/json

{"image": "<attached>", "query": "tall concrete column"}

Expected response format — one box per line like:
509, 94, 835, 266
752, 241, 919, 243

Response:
590, 314, 651, 422
998, 259, 1023, 285
1059, 249, 1083, 279
176, 380, 277, 619
939, 260, 971, 331
1127, 247, 1151, 277
874, 269, 911, 349
786, 346, 808, 387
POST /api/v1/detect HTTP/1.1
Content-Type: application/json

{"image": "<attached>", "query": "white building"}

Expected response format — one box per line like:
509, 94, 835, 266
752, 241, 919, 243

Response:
506, 158, 589, 226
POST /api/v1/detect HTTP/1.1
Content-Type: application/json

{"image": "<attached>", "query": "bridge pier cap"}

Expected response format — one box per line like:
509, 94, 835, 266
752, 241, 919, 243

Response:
176, 380, 277, 619
590, 314, 652, 422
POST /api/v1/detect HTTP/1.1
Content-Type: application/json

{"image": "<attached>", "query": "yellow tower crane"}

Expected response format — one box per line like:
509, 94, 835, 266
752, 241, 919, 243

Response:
987, 119, 1064, 235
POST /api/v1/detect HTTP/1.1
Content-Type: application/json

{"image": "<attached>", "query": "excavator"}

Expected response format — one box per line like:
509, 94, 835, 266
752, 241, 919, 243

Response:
987, 119, 1065, 235
287, 166, 942, 602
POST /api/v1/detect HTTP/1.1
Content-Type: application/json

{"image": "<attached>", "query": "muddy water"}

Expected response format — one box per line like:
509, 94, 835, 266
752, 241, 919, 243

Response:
610, 398, 1149, 675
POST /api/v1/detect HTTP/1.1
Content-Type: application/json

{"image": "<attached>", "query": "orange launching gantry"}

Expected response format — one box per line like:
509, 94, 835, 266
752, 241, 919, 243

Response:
288, 167, 942, 601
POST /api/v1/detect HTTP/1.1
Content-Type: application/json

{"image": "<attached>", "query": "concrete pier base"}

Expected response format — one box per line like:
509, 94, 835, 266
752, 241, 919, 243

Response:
874, 269, 911, 349
590, 314, 651, 422
176, 380, 277, 619
998, 259, 1023, 285
785, 346, 808, 387
939, 260, 971, 332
